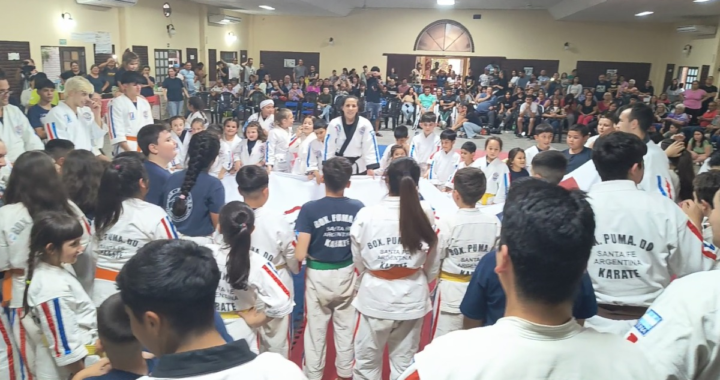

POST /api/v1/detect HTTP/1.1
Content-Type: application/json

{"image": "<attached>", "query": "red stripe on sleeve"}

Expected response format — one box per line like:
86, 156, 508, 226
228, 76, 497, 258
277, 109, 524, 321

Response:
40, 303, 61, 357
161, 219, 173, 239
405, 370, 421, 380
284, 206, 301, 215
686, 221, 717, 260
262, 264, 290, 297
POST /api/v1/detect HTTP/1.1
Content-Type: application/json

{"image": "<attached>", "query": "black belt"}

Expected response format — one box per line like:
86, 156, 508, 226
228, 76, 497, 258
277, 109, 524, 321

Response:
597, 304, 648, 321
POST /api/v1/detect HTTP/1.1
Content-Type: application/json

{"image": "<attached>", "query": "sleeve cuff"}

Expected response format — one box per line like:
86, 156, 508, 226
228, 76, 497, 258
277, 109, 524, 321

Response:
110, 136, 127, 145
54, 345, 89, 367
366, 163, 380, 170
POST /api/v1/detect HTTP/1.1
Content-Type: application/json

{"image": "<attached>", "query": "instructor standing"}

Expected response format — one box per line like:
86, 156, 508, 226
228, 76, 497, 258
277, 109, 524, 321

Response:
324, 96, 380, 176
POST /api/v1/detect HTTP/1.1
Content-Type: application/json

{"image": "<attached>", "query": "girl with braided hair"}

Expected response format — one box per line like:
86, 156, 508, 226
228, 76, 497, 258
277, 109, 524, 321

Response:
162, 130, 225, 239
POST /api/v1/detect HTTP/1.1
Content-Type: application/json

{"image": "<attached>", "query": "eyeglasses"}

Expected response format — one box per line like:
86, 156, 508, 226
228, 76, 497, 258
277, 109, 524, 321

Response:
0, 90, 11, 96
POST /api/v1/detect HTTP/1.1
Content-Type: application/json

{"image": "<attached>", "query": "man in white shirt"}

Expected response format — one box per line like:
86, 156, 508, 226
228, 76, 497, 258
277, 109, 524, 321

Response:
617, 103, 675, 199
227, 58, 241, 80
242, 58, 256, 84
115, 240, 306, 380
585, 132, 715, 335
399, 179, 656, 380
517, 96, 539, 138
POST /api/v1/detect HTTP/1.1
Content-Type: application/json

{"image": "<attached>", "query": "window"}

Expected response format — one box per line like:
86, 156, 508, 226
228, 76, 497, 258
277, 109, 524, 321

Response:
678, 66, 699, 89
154, 49, 182, 83
414, 20, 474, 53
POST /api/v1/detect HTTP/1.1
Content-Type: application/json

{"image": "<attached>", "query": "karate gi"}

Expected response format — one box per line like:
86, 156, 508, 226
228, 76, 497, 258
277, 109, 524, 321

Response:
523, 145, 555, 173
238, 139, 266, 167
325, 116, 380, 175
639, 140, 676, 199
221, 135, 243, 168
22, 262, 97, 380
108, 95, 153, 155
350, 198, 440, 380
433, 208, 500, 338
305, 137, 328, 174
0, 105, 45, 162
585, 180, 715, 335
92, 198, 179, 306
169, 132, 184, 169
210, 244, 294, 353
209, 139, 233, 178
626, 270, 720, 380
184, 111, 208, 131
246, 113, 274, 133
409, 132, 440, 173
426, 150, 460, 189
251, 206, 299, 358
43, 102, 105, 155
291, 133, 315, 175
0, 302, 21, 380
474, 156, 510, 205
267, 127, 292, 173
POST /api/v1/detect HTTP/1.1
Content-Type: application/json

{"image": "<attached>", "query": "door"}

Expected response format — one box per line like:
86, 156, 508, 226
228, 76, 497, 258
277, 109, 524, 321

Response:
700, 65, 710, 85
93, 44, 115, 66
240, 50, 248, 63
59, 47, 86, 73
0, 41, 31, 94
208, 49, 217, 83
220, 51, 237, 63
131, 45, 149, 67
187, 48, 198, 67
259, 51, 320, 81
385, 54, 417, 82
662, 64, 675, 92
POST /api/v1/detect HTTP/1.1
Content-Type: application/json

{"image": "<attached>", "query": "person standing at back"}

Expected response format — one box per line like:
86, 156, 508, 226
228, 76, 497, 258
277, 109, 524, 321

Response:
617, 103, 675, 199
584, 132, 715, 335
399, 179, 657, 380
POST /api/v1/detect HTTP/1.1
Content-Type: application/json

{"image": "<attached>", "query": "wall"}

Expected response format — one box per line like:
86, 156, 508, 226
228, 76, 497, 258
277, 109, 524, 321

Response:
0, 0, 247, 76
246, 9, 717, 87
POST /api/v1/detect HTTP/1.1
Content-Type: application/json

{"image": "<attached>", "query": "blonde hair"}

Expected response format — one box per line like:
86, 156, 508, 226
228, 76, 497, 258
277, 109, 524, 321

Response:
64, 76, 94, 95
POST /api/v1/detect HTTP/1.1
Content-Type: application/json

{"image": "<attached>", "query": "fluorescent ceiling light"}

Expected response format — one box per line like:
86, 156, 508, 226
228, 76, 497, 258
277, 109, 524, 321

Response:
635, 11, 654, 16
437, 0, 455, 5
694, 0, 711, 3
259, 5, 275, 10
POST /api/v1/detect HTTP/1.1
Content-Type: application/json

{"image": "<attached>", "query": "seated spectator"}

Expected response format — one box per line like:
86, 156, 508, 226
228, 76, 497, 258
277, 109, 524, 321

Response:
317, 86, 333, 121
517, 95, 539, 138
306, 80, 321, 95
439, 87, 456, 127
597, 92, 614, 112
536, 93, 550, 109
397, 79, 411, 95
577, 91, 598, 126
452, 103, 483, 139
663, 123, 681, 140
288, 82, 304, 101
654, 104, 670, 130
525, 75, 539, 91
567, 76, 583, 98
498, 92, 517, 131
542, 98, 566, 134
400, 87, 418, 124
475, 87, 498, 130
456, 89, 473, 105
699, 101, 719, 131
269, 80, 285, 100
688, 130, 712, 165
563, 124, 592, 173
663, 104, 690, 139
658, 92, 671, 105
210, 78, 228, 97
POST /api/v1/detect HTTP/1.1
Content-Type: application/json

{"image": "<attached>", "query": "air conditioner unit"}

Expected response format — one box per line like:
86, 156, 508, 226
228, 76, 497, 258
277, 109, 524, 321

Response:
208, 14, 242, 25
76, 0, 137, 7
676, 25, 717, 35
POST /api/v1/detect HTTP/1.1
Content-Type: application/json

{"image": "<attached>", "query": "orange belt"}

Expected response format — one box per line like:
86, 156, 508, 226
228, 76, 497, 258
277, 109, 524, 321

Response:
126, 136, 142, 152
2, 269, 24, 306
95, 267, 119, 282
369, 267, 419, 280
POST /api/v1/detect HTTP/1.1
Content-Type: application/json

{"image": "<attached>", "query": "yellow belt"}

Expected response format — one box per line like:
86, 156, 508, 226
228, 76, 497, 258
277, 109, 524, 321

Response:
41, 336, 97, 356
439, 271, 472, 283
480, 193, 495, 206
274, 263, 286, 270
220, 309, 252, 319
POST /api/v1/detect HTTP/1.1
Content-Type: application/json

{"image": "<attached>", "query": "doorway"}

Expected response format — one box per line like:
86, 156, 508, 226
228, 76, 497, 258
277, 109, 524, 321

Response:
677, 66, 699, 89
416, 56, 469, 80
154, 49, 182, 83
41, 46, 86, 82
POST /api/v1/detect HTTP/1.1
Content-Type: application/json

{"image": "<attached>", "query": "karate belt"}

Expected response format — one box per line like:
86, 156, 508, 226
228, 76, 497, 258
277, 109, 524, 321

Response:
126, 135, 142, 152
439, 271, 472, 283
95, 267, 119, 282
597, 304, 648, 321
369, 267, 419, 280
2, 269, 25, 306
480, 193, 496, 206
220, 309, 253, 319
306, 258, 353, 270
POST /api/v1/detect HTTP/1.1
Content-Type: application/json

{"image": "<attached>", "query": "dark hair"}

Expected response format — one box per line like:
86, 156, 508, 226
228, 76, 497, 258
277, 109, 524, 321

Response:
188, 97, 206, 119
205, 124, 223, 139
622, 103, 654, 133
484, 136, 503, 150
244, 121, 268, 142
61, 150, 104, 218
313, 118, 328, 131
23, 211, 83, 316
138, 124, 170, 157
394, 125, 409, 139
531, 151, 567, 185
385, 158, 437, 252
389, 144, 408, 158
420, 112, 437, 124
171, 131, 220, 218
709, 150, 720, 168
236, 165, 268, 196
461, 141, 477, 153
97, 293, 136, 344
690, 129, 709, 150
5, 151, 75, 219
323, 157, 352, 193
219, 201, 254, 290
501, 179, 595, 304
167, 115, 185, 128
693, 171, 720, 208
114, 151, 146, 161
453, 167, 486, 205
592, 131, 647, 181
121, 49, 140, 69
44, 139, 75, 161
116, 240, 219, 335
120, 70, 144, 86
569, 124, 589, 137
534, 123, 554, 136
440, 129, 457, 141
660, 139, 695, 201
95, 156, 148, 237
34, 78, 55, 91
507, 148, 525, 169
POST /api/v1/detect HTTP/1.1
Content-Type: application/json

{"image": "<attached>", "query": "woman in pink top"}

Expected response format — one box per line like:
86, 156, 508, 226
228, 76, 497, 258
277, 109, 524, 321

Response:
306, 80, 321, 95
681, 80, 707, 125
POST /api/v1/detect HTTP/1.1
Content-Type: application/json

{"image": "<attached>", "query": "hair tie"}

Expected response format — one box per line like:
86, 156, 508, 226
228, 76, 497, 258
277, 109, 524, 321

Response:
25, 280, 31, 285
179, 195, 186, 200
114, 164, 121, 170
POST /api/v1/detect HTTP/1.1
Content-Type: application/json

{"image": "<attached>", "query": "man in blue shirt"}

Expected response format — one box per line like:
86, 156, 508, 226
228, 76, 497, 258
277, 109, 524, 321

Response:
475, 87, 498, 130
137, 124, 177, 207
295, 157, 364, 380
179, 61, 196, 96
26, 78, 55, 139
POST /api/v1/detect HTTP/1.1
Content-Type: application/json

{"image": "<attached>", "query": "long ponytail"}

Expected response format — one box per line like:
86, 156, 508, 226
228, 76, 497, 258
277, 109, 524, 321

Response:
219, 201, 254, 290
95, 156, 148, 237
385, 158, 437, 252
172, 131, 220, 218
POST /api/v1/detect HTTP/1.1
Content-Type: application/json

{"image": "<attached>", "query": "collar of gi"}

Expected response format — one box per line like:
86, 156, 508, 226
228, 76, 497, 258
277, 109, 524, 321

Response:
151, 339, 256, 378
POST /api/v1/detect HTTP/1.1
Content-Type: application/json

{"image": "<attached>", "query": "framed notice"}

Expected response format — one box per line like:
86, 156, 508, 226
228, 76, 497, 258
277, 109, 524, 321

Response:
523, 66, 534, 75
606, 69, 618, 76
284, 59, 296, 68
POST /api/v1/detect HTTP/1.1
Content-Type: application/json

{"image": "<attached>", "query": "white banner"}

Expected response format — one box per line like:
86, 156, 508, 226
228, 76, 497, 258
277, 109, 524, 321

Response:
222, 172, 459, 220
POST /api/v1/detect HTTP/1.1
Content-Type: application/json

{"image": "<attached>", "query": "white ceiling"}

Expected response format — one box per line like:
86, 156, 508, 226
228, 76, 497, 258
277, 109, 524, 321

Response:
193, 0, 720, 23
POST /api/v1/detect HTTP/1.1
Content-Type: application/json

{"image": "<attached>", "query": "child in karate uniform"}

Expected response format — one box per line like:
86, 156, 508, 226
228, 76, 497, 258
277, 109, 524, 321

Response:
474, 137, 509, 205
267, 109, 294, 173
425, 129, 460, 190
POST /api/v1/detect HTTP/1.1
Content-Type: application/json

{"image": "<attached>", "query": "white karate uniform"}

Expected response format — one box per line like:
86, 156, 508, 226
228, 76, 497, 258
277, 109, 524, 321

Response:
433, 208, 499, 339
585, 180, 715, 335
246, 113, 274, 133
523, 145, 555, 173
209, 139, 233, 178
222, 135, 243, 167
108, 95, 153, 154
184, 111, 208, 131
639, 140, 676, 200
444, 160, 483, 190
0, 307, 21, 380
350, 198, 440, 380
267, 127, 292, 173
586, 134, 599, 147
626, 270, 720, 380
305, 136, 328, 174
325, 116, 381, 175
291, 133, 314, 175
398, 317, 657, 380
378, 143, 394, 172
238, 139, 266, 167
409, 132, 440, 172
169, 132, 184, 169
474, 156, 510, 205
210, 244, 294, 353
426, 150, 460, 188
251, 206, 299, 358
22, 262, 97, 380
92, 198, 179, 306
0, 105, 45, 162
43, 102, 105, 155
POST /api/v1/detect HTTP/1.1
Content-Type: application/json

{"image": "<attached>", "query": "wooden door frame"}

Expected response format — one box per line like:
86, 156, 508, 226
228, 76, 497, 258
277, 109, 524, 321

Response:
58, 46, 87, 73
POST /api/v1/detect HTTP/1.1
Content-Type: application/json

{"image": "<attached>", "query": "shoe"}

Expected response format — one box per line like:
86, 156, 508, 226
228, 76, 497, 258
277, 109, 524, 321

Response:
473, 135, 484, 139
375, 132, 383, 137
